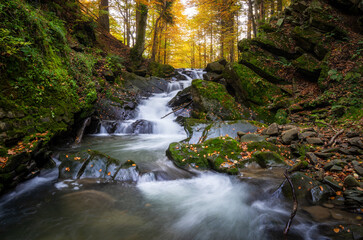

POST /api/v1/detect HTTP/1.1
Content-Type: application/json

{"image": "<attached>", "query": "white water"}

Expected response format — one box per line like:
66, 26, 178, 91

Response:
97, 69, 202, 136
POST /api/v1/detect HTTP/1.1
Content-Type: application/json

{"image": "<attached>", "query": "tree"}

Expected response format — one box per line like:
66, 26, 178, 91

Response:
99, 0, 110, 32
132, 0, 148, 60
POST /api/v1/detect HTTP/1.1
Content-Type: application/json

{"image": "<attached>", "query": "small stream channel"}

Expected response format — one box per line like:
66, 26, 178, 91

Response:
0, 70, 330, 240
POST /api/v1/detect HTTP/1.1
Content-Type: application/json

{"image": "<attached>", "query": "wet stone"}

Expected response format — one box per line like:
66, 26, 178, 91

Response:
352, 161, 363, 176
302, 206, 331, 221
299, 131, 317, 139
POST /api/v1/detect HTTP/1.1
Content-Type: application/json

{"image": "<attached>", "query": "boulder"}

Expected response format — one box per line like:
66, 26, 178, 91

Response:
324, 176, 343, 190
203, 72, 223, 82
344, 175, 360, 188
309, 184, 334, 204
262, 123, 279, 136
205, 61, 225, 74
281, 128, 299, 144
282, 172, 316, 201
306, 152, 318, 164
251, 151, 285, 168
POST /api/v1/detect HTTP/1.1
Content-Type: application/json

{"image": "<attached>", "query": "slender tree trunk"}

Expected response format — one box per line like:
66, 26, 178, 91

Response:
277, 0, 282, 12
271, 0, 275, 15
248, 0, 257, 38
210, 25, 213, 62
259, 0, 265, 22
126, 0, 130, 47
132, 1, 148, 60
151, 16, 161, 62
164, 25, 167, 64
99, 0, 109, 32
204, 34, 207, 67
247, 8, 252, 39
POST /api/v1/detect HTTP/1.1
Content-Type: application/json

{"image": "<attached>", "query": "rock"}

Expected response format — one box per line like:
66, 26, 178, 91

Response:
344, 175, 360, 187
262, 123, 279, 136
251, 151, 285, 168
125, 120, 154, 134
346, 131, 360, 138
205, 61, 225, 74
298, 131, 317, 139
239, 134, 266, 143
282, 172, 316, 200
134, 68, 147, 77
58, 150, 138, 181
343, 189, 363, 209
103, 70, 115, 83
309, 184, 334, 204
302, 206, 331, 221
306, 137, 324, 145
329, 210, 344, 220
314, 152, 334, 159
266, 137, 278, 144
0, 109, 5, 118
167, 137, 242, 175
218, 58, 228, 66
306, 152, 318, 164
331, 105, 346, 117
191, 79, 244, 120
324, 176, 343, 190
348, 137, 363, 149
281, 128, 299, 144
237, 131, 246, 138
352, 161, 363, 176
203, 72, 223, 82
330, 165, 343, 172
168, 87, 192, 108
288, 160, 309, 173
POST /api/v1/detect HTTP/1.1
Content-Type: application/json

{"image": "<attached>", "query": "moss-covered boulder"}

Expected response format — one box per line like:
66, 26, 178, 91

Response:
59, 150, 139, 181
147, 61, 175, 78
191, 79, 246, 120
250, 151, 286, 168
292, 53, 321, 79
223, 63, 285, 123
166, 137, 243, 175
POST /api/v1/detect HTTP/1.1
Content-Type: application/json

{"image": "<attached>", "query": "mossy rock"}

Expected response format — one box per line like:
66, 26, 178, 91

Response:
293, 53, 321, 79
166, 137, 243, 175
191, 79, 245, 120
148, 61, 175, 78
281, 172, 318, 201
58, 150, 137, 180
223, 63, 283, 123
250, 151, 286, 168
238, 42, 289, 85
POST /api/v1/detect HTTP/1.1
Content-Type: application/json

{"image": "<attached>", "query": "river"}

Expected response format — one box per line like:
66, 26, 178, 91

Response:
0, 69, 328, 240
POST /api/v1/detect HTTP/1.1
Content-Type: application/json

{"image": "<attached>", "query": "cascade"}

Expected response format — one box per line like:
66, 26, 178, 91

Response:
97, 69, 202, 135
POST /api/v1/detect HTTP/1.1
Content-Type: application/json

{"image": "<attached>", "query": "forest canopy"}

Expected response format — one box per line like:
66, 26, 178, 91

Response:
81, 0, 290, 68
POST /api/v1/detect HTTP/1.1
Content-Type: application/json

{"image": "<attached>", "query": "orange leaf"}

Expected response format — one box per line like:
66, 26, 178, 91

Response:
333, 228, 340, 233
319, 186, 324, 191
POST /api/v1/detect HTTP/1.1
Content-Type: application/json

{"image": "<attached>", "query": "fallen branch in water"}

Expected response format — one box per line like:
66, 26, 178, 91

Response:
326, 129, 344, 146
161, 101, 193, 119
283, 169, 298, 239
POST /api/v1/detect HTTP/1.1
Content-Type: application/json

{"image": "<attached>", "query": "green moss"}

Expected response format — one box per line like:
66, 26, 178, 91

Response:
275, 109, 289, 124
167, 137, 243, 175
250, 151, 285, 168
191, 79, 244, 120
293, 53, 321, 76
148, 61, 174, 78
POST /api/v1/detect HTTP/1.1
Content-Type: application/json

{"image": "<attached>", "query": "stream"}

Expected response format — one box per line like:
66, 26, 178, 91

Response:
0, 69, 329, 240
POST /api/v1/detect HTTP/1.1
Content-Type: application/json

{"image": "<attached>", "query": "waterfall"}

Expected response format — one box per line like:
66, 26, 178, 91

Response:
97, 69, 204, 135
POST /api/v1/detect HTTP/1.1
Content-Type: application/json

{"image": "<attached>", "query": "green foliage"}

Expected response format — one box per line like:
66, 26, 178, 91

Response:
0, 0, 98, 146
327, 69, 343, 82
148, 61, 175, 78
105, 54, 124, 76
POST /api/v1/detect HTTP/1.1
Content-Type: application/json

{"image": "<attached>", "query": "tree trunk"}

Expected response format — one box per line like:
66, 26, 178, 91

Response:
151, 16, 161, 62
164, 25, 167, 64
210, 25, 213, 62
271, 0, 275, 15
99, 0, 109, 32
277, 0, 282, 12
248, 0, 257, 38
259, 0, 265, 22
132, 1, 148, 60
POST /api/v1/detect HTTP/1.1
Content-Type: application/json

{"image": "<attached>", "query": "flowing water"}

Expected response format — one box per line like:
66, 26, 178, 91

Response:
0, 69, 329, 240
